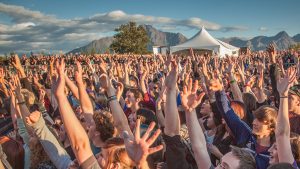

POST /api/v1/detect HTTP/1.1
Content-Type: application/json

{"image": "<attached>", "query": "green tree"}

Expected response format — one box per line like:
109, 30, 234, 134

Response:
110, 22, 149, 54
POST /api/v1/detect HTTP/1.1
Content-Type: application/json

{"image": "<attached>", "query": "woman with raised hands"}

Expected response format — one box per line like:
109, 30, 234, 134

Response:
180, 77, 256, 169
209, 77, 277, 169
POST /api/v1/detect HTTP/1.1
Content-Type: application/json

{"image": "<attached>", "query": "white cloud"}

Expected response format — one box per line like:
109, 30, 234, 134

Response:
259, 27, 268, 31
0, 2, 247, 54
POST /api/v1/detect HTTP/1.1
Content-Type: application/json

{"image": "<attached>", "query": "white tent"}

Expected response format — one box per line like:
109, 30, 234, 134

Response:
170, 27, 239, 57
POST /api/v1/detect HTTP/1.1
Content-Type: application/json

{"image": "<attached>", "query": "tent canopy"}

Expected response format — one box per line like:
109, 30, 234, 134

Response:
171, 27, 239, 57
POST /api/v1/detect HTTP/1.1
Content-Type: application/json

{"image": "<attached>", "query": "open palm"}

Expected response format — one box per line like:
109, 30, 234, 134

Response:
123, 119, 163, 165
165, 60, 178, 90
277, 67, 297, 96
52, 59, 66, 98
180, 78, 205, 111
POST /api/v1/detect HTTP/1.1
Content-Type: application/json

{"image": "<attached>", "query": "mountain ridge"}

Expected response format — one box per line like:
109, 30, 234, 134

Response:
68, 26, 300, 54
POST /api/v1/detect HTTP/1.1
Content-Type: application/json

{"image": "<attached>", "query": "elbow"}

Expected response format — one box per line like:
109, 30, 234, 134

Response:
73, 137, 90, 153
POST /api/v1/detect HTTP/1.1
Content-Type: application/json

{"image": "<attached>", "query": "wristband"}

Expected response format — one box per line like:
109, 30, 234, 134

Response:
107, 95, 117, 104
17, 101, 26, 105
230, 80, 236, 84
107, 95, 117, 99
280, 96, 288, 98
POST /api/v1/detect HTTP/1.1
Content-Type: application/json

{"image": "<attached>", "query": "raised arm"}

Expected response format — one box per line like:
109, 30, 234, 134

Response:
75, 61, 94, 126
100, 73, 133, 138
228, 61, 243, 103
140, 65, 148, 94
276, 67, 297, 164
256, 63, 267, 103
65, 74, 79, 100
164, 60, 180, 136
123, 61, 131, 86
26, 111, 72, 169
181, 78, 211, 169
209, 79, 252, 146
52, 59, 93, 164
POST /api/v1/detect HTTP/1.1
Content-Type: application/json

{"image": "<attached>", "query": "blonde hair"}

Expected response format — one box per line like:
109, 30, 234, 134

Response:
103, 137, 134, 169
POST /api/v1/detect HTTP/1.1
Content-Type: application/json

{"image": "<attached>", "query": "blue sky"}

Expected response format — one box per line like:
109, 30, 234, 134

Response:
0, 0, 299, 54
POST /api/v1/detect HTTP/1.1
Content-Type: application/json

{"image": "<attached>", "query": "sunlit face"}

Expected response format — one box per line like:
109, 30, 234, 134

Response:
288, 94, 300, 115
268, 143, 279, 165
129, 79, 137, 88
252, 118, 271, 136
125, 91, 137, 108
215, 152, 240, 169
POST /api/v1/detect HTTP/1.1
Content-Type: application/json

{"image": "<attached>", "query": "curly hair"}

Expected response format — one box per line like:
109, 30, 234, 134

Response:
93, 111, 115, 142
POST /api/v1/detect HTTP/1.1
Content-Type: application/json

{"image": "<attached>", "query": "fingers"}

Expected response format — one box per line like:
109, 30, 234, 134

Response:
141, 121, 156, 141
148, 145, 164, 155
187, 78, 193, 92
135, 118, 141, 142
192, 80, 198, 93
146, 127, 161, 145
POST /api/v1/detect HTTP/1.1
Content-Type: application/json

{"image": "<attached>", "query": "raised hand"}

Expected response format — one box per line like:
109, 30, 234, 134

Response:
266, 43, 276, 63
11, 54, 23, 71
277, 67, 297, 97
116, 81, 124, 101
99, 58, 107, 74
199, 57, 208, 77
52, 59, 66, 98
245, 76, 256, 88
39, 89, 46, 103
75, 61, 84, 84
26, 111, 41, 125
164, 60, 178, 90
209, 79, 223, 92
180, 78, 205, 112
86, 58, 95, 73
189, 48, 195, 58
257, 67, 264, 90
0, 67, 4, 83
123, 119, 163, 166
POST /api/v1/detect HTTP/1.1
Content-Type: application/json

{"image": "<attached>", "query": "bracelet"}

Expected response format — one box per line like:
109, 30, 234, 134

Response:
107, 95, 117, 104
107, 95, 117, 99
17, 101, 26, 105
280, 96, 288, 98
230, 80, 236, 84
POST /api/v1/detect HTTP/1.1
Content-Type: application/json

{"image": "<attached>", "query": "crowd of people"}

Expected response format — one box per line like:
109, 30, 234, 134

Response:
0, 44, 299, 169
